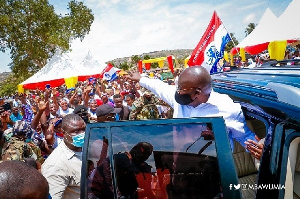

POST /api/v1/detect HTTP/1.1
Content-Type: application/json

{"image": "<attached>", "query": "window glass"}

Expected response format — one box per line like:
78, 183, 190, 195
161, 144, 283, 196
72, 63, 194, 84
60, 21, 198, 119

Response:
83, 122, 223, 199
111, 123, 220, 199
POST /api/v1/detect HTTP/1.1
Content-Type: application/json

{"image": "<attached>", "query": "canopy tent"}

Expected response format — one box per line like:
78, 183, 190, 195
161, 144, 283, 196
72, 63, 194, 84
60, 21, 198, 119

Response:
230, 8, 278, 55
273, 0, 300, 41
138, 56, 176, 73
231, 0, 300, 56
20, 51, 106, 90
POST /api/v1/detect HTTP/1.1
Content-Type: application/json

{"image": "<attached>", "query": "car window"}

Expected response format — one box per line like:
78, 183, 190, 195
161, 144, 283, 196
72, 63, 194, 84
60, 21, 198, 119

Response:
81, 118, 240, 199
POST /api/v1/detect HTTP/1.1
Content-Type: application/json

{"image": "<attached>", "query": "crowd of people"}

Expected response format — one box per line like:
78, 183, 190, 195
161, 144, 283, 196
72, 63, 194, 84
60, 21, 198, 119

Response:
0, 69, 180, 198
0, 65, 265, 198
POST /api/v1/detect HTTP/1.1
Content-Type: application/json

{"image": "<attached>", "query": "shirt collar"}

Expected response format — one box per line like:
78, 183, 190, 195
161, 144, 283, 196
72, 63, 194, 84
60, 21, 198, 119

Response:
205, 89, 218, 105
61, 140, 81, 160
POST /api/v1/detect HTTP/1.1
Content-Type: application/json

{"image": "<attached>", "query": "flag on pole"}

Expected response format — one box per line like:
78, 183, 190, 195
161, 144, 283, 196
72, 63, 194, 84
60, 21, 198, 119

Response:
100, 63, 117, 81
187, 11, 231, 74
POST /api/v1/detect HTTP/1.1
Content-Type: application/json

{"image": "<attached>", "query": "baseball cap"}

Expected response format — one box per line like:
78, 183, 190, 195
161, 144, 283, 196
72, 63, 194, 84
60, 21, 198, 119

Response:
73, 105, 88, 114
96, 104, 121, 117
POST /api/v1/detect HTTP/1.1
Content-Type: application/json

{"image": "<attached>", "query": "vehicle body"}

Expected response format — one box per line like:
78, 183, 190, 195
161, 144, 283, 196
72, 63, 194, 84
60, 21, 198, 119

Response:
81, 61, 300, 199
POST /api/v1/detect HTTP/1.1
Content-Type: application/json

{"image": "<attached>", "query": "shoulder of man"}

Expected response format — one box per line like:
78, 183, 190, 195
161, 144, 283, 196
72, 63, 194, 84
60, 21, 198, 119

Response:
1, 137, 32, 161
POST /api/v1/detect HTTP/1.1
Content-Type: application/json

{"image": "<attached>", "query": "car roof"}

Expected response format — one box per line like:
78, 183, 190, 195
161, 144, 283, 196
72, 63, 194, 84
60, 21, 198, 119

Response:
211, 64, 300, 121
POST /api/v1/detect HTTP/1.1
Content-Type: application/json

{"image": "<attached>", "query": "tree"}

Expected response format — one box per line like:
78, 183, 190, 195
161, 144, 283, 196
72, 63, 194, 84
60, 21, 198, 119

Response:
119, 62, 129, 71
225, 33, 239, 52
131, 55, 140, 65
245, 23, 256, 37
0, 0, 94, 79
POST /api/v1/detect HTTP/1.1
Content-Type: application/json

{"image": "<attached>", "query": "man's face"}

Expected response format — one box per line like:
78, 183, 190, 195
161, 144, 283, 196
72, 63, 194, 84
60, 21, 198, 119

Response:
49, 104, 57, 114
176, 75, 199, 106
101, 96, 108, 104
12, 107, 19, 115
143, 94, 152, 101
113, 97, 123, 108
63, 119, 86, 146
97, 113, 116, 122
126, 97, 133, 106
124, 83, 130, 90
135, 83, 140, 90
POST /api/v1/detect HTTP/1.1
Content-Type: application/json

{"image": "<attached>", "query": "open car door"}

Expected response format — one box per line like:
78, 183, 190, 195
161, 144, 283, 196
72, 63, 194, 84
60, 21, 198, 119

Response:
81, 117, 242, 199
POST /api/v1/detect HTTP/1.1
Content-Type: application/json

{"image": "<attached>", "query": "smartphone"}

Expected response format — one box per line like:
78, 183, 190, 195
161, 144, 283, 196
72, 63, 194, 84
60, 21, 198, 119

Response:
1, 103, 12, 111
45, 84, 51, 89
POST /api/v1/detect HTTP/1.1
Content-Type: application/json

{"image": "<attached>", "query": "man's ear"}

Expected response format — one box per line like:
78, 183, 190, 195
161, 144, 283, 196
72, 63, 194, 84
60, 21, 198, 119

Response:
195, 88, 202, 94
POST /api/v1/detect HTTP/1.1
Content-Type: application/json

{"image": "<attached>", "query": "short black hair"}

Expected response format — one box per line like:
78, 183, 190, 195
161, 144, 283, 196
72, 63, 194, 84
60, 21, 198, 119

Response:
113, 94, 122, 99
62, 114, 84, 131
126, 93, 135, 101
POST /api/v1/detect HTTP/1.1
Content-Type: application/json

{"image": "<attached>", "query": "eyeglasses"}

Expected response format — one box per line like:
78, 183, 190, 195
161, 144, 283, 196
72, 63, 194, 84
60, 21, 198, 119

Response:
97, 114, 116, 121
176, 87, 197, 94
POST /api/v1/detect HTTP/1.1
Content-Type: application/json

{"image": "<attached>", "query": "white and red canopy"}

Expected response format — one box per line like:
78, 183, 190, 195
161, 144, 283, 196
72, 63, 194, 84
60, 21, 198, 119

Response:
231, 0, 300, 55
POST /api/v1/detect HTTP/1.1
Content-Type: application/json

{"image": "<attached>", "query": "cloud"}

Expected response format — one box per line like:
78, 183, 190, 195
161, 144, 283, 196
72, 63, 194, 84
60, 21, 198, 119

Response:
243, 13, 257, 24
0, 0, 293, 72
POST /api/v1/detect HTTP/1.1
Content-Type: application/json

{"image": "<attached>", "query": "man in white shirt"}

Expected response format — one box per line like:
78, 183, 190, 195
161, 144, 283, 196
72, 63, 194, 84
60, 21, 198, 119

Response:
42, 114, 86, 199
128, 66, 257, 150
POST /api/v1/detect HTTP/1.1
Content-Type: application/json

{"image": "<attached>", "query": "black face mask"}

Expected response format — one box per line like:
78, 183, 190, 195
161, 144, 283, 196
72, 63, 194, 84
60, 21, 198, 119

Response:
174, 92, 195, 105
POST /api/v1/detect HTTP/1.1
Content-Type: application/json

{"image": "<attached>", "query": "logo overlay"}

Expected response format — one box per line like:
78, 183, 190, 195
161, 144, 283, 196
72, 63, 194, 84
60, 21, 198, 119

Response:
229, 183, 285, 190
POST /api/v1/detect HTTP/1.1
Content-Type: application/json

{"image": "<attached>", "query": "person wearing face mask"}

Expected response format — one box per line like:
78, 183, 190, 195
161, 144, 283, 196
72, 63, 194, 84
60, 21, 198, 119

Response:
127, 66, 257, 151
41, 114, 86, 199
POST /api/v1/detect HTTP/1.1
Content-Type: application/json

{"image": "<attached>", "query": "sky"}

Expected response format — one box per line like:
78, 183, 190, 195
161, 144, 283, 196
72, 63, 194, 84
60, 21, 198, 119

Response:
0, 0, 293, 73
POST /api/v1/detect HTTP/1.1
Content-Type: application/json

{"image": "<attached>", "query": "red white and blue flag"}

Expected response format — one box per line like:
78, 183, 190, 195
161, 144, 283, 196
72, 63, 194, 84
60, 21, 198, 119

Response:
188, 11, 231, 74
100, 63, 117, 81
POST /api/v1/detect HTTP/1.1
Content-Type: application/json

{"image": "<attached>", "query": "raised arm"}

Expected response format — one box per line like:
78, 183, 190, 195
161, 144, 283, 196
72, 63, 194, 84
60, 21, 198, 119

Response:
31, 101, 49, 131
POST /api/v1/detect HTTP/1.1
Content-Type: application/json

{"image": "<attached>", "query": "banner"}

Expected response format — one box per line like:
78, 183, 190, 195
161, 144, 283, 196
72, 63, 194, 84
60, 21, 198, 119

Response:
268, 40, 287, 60
100, 63, 117, 82
145, 63, 151, 70
167, 55, 174, 73
138, 60, 143, 74
64, 76, 78, 89
240, 48, 246, 62
187, 11, 231, 73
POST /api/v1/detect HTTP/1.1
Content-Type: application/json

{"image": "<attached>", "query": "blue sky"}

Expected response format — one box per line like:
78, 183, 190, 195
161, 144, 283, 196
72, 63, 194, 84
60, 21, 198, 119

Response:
0, 0, 292, 72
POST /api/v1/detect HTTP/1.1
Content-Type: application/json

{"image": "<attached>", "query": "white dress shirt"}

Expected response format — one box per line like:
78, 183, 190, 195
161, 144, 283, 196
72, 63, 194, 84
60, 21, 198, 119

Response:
139, 77, 256, 149
42, 141, 82, 199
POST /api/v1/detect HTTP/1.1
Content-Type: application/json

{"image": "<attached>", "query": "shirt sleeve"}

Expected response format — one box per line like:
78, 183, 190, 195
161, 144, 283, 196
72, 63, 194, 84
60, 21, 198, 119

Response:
139, 77, 176, 108
42, 165, 69, 199
227, 110, 256, 150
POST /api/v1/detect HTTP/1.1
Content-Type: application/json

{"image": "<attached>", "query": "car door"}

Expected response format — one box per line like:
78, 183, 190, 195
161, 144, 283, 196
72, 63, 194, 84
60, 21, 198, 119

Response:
81, 117, 241, 199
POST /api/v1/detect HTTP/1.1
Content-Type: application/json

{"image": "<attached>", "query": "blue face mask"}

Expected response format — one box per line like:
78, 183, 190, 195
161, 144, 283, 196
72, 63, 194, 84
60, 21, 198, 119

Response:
71, 132, 85, 148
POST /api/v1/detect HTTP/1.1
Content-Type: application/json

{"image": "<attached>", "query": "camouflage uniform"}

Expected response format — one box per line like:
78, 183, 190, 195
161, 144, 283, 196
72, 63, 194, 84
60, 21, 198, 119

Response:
1, 137, 33, 162
129, 92, 166, 120
0, 120, 44, 163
